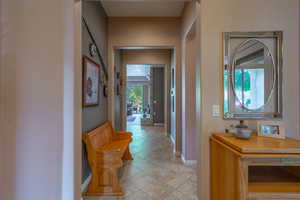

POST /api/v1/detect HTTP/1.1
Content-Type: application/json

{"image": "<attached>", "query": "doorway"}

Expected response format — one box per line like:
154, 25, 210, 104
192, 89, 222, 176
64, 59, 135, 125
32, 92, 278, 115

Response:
125, 64, 166, 129
126, 85, 145, 126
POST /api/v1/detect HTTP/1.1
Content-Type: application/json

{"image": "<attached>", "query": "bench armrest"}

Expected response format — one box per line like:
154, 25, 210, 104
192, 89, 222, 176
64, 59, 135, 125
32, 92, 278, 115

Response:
113, 131, 132, 141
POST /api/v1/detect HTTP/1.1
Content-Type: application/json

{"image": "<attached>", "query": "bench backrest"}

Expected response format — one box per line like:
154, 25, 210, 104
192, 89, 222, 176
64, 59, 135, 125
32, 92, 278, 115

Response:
83, 122, 115, 150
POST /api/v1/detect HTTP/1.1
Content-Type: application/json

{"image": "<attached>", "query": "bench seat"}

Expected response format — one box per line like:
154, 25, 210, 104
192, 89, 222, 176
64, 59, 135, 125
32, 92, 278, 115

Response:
83, 122, 133, 196
100, 140, 130, 153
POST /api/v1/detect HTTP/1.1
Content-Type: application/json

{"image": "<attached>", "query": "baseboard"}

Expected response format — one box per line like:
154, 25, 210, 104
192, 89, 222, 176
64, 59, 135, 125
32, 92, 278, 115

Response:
174, 151, 181, 157
181, 154, 197, 165
81, 174, 92, 194
154, 123, 164, 126
170, 135, 181, 157
164, 131, 170, 137
170, 135, 175, 145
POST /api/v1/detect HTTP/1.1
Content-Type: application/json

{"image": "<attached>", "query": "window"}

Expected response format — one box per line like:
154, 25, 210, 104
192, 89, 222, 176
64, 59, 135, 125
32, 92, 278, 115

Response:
234, 68, 265, 110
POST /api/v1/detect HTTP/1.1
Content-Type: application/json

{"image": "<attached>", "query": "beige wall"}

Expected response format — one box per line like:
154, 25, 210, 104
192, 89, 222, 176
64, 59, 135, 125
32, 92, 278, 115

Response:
198, 0, 300, 199
108, 18, 182, 151
0, 0, 5, 197
122, 49, 171, 65
181, 2, 198, 161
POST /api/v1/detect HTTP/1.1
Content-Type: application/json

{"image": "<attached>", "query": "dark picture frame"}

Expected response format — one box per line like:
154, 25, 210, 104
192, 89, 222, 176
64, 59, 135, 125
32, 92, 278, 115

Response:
83, 56, 100, 107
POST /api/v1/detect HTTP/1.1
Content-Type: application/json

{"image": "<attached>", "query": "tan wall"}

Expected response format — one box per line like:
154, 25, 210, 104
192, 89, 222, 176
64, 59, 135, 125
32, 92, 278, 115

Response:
0, 0, 81, 200
0, 0, 5, 197
1, 0, 64, 198
122, 49, 171, 65
108, 18, 182, 150
198, 0, 300, 199
181, 2, 198, 161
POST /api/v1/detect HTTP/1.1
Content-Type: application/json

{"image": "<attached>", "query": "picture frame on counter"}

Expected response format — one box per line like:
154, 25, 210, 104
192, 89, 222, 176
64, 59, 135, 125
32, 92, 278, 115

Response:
257, 121, 285, 139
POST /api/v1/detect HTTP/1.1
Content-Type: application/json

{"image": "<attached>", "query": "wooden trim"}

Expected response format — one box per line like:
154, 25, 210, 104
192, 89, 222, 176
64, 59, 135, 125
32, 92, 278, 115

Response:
210, 136, 243, 157
238, 160, 248, 200
212, 133, 300, 154
109, 17, 182, 22
211, 136, 300, 158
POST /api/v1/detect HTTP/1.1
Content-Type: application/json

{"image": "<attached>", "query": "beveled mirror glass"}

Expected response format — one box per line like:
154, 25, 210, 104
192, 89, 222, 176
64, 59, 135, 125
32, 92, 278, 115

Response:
223, 31, 283, 119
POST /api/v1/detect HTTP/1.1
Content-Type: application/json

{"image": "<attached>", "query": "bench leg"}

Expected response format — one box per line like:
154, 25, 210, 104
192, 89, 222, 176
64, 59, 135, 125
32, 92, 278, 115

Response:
122, 147, 133, 161
85, 165, 123, 196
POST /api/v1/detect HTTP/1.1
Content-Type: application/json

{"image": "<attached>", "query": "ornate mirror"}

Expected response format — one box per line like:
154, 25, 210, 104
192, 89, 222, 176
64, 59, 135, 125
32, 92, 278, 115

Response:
223, 31, 283, 119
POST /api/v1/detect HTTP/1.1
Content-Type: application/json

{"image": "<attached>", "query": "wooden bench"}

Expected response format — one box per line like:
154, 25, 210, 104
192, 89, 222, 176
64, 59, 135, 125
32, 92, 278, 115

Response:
83, 122, 133, 196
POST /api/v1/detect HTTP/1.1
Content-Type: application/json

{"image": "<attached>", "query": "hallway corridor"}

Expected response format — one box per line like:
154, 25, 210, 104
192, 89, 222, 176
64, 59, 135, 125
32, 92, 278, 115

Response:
84, 125, 198, 200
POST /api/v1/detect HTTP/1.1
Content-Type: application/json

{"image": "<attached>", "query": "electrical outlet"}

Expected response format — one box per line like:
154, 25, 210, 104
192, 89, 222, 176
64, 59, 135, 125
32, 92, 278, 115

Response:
212, 105, 220, 117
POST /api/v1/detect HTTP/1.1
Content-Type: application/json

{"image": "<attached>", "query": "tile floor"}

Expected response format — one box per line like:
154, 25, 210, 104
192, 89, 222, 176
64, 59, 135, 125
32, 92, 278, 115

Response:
126, 114, 143, 126
83, 125, 198, 200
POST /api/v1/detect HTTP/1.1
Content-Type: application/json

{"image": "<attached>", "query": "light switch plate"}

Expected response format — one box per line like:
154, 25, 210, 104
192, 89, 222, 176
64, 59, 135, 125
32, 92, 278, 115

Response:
212, 105, 220, 117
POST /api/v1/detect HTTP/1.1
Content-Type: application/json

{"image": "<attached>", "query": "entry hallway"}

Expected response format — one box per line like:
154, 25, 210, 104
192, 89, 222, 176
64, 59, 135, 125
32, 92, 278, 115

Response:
84, 125, 198, 200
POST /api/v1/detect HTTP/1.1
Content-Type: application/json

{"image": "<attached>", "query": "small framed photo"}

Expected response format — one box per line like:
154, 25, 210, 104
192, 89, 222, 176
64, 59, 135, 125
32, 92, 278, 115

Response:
257, 121, 285, 139
83, 56, 100, 107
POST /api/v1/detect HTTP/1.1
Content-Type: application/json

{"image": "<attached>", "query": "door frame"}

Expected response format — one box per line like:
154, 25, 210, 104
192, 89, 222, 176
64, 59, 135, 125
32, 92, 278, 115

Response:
124, 64, 169, 131
110, 47, 175, 137
121, 63, 171, 130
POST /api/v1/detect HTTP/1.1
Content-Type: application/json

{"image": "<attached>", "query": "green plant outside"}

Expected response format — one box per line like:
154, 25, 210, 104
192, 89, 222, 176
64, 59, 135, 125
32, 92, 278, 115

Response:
127, 86, 143, 105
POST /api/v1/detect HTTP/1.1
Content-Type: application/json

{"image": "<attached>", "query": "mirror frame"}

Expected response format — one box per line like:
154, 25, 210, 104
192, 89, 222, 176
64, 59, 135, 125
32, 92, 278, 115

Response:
223, 31, 283, 120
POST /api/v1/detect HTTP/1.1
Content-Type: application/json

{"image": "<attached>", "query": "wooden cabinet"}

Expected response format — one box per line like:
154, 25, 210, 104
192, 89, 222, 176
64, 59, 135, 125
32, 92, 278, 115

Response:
210, 133, 300, 200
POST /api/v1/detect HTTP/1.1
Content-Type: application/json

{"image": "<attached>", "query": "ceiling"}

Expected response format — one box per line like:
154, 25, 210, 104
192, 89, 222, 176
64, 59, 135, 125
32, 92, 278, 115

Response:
100, 1, 190, 17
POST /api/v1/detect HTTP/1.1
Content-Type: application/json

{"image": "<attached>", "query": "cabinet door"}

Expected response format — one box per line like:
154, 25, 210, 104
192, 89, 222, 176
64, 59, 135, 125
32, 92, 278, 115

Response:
211, 138, 246, 200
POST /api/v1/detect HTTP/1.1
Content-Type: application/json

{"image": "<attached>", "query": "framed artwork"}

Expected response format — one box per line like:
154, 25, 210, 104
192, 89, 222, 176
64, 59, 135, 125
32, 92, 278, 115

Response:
83, 56, 100, 107
257, 121, 285, 139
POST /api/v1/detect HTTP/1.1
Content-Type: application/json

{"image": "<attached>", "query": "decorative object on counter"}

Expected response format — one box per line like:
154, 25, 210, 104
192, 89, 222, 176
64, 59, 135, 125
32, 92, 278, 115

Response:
228, 120, 253, 140
83, 56, 100, 107
257, 121, 285, 139
223, 31, 283, 119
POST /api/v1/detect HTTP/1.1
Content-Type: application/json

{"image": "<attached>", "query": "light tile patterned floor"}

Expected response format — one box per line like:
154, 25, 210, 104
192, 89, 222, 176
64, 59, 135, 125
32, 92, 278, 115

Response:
83, 125, 198, 200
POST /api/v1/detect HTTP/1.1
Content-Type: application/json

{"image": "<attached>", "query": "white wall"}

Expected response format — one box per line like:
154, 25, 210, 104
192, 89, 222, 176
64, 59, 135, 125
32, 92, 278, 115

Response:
0, 0, 79, 200
198, 0, 300, 199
